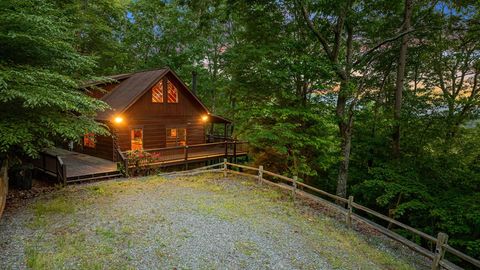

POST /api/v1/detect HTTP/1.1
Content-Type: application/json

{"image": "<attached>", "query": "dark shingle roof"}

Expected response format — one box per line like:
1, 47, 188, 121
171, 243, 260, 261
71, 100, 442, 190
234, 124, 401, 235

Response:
96, 69, 168, 120
94, 68, 215, 122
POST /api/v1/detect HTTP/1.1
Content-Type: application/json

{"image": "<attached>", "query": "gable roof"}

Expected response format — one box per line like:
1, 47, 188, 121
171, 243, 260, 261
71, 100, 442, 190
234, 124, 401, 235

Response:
94, 68, 215, 121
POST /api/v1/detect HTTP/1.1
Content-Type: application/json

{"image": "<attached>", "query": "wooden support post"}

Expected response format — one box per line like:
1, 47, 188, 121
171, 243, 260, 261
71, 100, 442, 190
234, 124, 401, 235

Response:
431, 232, 448, 270
346, 195, 353, 228
124, 158, 129, 177
62, 164, 67, 186
224, 140, 228, 157
233, 141, 237, 163
258, 165, 263, 184
223, 158, 227, 178
292, 176, 297, 201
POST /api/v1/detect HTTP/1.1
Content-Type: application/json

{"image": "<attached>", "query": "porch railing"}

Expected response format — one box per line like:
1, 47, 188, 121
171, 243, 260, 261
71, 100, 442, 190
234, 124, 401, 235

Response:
33, 152, 67, 184
206, 134, 236, 143
123, 141, 248, 168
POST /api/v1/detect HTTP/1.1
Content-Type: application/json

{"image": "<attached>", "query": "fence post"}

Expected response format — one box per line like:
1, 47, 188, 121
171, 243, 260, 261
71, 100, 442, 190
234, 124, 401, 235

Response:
223, 158, 227, 177
292, 176, 297, 201
224, 141, 228, 157
258, 165, 263, 184
346, 195, 353, 228
62, 164, 67, 186
431, 232, 448, 270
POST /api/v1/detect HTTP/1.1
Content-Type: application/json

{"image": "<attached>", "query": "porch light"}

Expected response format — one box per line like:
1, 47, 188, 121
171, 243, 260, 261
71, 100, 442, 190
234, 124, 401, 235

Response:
201, 115, 209, 122
114, 116, 124, 124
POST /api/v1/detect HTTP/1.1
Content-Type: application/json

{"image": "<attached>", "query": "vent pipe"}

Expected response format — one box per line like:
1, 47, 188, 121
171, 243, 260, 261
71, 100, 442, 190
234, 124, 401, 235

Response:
192, 71, 197, 94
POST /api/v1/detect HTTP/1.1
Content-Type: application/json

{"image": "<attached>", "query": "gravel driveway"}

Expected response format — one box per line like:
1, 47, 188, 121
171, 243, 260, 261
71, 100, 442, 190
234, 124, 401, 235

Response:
0, 173, 426, 269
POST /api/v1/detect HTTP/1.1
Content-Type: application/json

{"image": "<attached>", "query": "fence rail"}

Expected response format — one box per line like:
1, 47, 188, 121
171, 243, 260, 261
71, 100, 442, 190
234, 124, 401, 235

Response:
164, 160, 479, 270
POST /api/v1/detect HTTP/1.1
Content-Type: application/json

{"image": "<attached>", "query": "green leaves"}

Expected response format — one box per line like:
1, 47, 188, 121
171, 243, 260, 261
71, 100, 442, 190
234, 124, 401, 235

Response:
0, 0, 108, 158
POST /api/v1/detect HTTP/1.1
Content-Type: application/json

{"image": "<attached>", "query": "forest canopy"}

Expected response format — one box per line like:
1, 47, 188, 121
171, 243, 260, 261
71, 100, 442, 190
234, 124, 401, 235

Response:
0, 0, 479, 265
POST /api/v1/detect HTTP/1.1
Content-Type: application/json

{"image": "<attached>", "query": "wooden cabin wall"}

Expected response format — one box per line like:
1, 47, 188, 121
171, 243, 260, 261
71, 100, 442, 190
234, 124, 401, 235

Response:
125, 73, 206, 116
75, 135, 114, 161
113, 73, 207, 151
113, 118, 206, 151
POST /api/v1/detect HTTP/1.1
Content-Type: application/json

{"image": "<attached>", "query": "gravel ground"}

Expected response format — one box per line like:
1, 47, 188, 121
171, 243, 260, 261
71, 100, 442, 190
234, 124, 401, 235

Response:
0, 173, 427, 269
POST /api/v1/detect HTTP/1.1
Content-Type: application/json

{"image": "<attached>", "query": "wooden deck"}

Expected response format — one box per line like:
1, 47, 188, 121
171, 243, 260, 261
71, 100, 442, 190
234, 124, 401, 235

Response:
122, 141, 248, 169
34, 141, 248, 184
35, 148, 121, 183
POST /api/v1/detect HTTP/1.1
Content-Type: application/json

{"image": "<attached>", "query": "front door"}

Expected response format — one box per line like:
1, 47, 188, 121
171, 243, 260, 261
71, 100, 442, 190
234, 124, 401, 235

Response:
166, 128, 186, 147
131, 128, 143, 151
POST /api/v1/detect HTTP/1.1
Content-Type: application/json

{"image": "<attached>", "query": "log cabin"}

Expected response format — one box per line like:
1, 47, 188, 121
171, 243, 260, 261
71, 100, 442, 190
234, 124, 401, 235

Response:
79, 68, 232, 159
34, 68, 247, 183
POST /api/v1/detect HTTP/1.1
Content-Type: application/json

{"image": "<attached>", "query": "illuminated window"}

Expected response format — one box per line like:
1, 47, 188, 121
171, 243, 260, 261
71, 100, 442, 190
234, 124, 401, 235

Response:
167, 80, 178, 103
131, 128, 143, 151
166, 128, 186, 147
84, 133, 95, 148
152, 80, 163, 103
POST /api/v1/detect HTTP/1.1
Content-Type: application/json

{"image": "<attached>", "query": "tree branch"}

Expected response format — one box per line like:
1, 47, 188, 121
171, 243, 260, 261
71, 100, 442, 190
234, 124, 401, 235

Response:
353, 28, 417, 67
297, 0, 333, 60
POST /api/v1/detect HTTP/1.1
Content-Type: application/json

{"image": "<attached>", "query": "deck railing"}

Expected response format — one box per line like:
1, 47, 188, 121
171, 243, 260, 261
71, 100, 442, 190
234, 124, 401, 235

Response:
33, 152, 67, 184
122, 141, 248, 169
206, 134, 236, 143
156, 160, 480, 270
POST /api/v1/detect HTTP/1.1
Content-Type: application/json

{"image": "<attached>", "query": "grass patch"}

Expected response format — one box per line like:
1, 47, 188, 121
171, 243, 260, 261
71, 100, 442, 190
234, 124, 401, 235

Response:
33, 196, 74, 216
234, 240, 259, 257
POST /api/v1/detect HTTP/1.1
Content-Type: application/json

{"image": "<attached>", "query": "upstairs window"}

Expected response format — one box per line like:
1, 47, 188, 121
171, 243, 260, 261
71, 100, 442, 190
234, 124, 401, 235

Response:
167, 80, 178, 103
152, 80, 163, 103
84, 133, 95, 148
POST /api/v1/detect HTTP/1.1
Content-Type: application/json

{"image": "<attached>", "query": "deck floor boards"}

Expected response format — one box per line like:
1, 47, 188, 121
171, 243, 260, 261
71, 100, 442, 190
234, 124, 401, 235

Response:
44, 148, 118, 178
42, 146, 247, 179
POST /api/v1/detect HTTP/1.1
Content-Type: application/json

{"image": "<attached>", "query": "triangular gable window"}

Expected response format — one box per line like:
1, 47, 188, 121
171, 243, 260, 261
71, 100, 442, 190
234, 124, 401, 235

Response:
167, 80, 178, 103
152, 80, 163, 103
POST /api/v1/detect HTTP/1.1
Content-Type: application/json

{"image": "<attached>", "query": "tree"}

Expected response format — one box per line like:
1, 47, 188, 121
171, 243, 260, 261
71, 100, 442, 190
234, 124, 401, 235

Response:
392, 0, 413, 157
0, 0, 108, 159
296, 0, 415, 198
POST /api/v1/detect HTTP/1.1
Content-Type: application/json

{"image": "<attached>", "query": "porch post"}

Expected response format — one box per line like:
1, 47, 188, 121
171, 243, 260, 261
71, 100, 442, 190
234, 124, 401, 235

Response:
233, 141, 237, 163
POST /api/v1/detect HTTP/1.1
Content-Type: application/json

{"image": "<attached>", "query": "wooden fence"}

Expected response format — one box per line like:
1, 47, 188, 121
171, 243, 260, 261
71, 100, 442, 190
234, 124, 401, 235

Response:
158, 159, 480, 270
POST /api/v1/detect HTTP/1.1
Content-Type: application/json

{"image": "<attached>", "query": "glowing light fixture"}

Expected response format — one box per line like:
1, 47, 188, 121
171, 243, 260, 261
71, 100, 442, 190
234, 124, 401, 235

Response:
201, 115, 209, 122
114, 116, 124, 124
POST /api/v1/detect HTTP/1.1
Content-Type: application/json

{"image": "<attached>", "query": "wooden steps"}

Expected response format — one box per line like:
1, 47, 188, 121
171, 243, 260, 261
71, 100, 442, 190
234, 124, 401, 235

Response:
66, 171, 123, 184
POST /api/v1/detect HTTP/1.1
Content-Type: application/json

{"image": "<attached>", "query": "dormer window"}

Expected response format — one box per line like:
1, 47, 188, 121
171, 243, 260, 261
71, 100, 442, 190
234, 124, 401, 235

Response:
167, 80, 178, 103
152, 80, 163, 103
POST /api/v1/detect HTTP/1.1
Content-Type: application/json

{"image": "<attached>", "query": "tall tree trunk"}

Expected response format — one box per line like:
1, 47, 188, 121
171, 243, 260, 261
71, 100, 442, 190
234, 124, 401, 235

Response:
393, 0, 413, 157
336, 121, 353, 198
335, 79, 353, 199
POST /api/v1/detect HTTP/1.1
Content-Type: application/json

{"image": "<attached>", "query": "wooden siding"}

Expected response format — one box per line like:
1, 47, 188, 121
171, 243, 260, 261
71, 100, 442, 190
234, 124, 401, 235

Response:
75, 135, 114, 161
110, 72, 207, 151
113, 118, 206, 151
84, 70, 209, 156
125, 73, 206, 117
